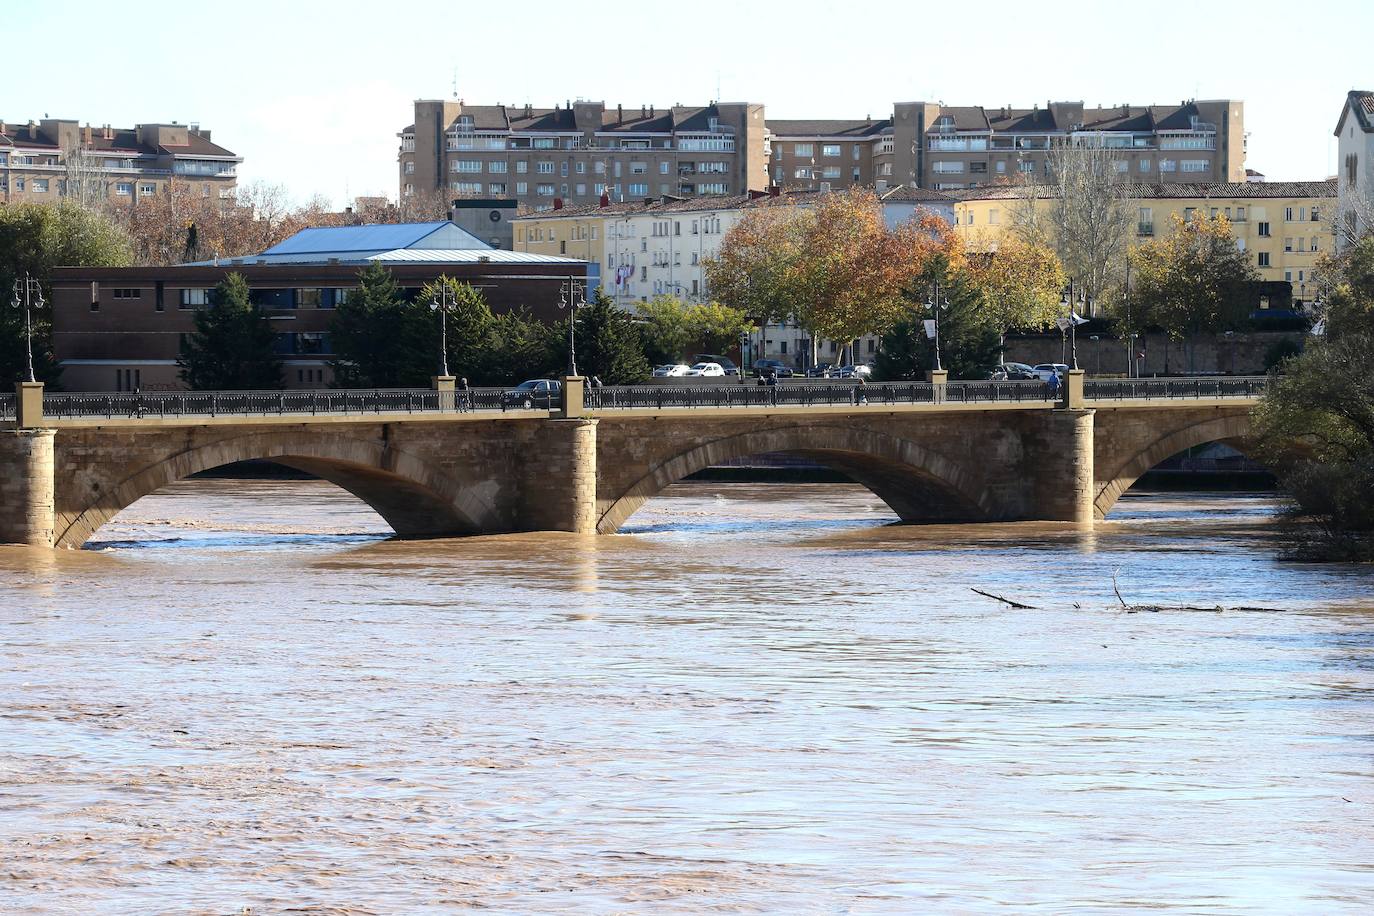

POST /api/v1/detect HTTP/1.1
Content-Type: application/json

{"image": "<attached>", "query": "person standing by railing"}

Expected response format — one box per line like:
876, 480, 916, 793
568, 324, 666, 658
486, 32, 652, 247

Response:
1047, 370, 1061, 403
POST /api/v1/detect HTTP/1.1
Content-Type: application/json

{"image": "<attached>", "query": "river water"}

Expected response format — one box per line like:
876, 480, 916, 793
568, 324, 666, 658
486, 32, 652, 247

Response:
1, 481, 1372, 913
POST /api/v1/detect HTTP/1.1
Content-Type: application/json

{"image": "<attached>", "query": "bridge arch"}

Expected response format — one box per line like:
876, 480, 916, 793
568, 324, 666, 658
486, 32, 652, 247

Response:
57, 429, 502, 548
596, 423, 992, 534
1094, 412, 1254, 519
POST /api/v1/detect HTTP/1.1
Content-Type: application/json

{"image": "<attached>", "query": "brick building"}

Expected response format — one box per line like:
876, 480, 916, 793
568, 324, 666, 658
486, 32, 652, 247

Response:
1, 118, 240, 205
49, 222, 588, 391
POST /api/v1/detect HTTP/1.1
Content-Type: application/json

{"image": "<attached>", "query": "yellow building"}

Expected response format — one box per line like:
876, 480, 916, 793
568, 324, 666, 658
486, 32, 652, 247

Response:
953, 181, 1337, 304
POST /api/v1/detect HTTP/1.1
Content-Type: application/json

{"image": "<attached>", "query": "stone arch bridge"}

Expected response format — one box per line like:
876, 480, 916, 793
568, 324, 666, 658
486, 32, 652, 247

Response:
0, 378, 1263, 548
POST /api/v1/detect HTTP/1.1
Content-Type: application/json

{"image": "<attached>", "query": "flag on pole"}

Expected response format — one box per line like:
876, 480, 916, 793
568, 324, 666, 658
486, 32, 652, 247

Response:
923, 319, 937, 339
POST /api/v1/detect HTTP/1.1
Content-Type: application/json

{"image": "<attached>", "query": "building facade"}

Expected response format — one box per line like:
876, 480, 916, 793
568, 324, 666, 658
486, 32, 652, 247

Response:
769, 99, 1245, 194
952, 181, 1336, 305
1334, 90, 1374, 248
49, 222, 588, 391
399, 99, 767, 211
0, 119, 240, 205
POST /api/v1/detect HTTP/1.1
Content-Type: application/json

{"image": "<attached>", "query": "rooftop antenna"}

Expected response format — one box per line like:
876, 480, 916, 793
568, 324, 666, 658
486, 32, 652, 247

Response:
716, 70, 721, 102
452, 67, 458, 100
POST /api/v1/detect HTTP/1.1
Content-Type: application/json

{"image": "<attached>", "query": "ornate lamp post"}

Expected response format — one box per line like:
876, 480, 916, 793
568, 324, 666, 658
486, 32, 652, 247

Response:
1058, 281, 1083, 371
925, 278, 944, 372
428, 281, 456, 378
559, 278, 588, 376
11, 273, 45, 383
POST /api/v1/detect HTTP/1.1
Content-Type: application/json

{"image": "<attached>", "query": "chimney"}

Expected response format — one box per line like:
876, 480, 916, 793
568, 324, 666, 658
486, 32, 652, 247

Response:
28, 121, 37, 140
599, 193, 610, 207
641, 104, 646, 118
617, 104, 623, 124
649, 105, 654, 118
104, 124, 113, 140
553, 197, 563, 210
769, 185, 780, 197
82, 123, 91, 143
748, 189, 766, 200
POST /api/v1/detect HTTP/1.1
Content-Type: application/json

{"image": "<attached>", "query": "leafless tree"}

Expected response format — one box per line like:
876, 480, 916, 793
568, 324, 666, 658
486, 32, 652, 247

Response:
1011, 142, 1136, 316
61, 144, 112, 215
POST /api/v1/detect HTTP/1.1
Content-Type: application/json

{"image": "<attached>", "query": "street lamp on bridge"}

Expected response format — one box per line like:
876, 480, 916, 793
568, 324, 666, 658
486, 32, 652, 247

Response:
428, 280, 457, 378
11, 273, 45, 384
559, 278, 588, 377
925, 279, 945, 373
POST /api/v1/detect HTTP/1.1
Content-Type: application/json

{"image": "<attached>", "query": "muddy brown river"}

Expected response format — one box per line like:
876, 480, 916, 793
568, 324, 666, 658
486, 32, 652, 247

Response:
1, 481, 1372, 912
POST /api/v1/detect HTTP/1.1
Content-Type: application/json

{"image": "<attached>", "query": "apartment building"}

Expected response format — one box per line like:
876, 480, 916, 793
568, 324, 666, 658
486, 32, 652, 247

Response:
0, 118, 240, 205
952, 181, 1336, 304
769, 99, 1245, 193
1334, 89, 1374, 247
399, 99, 767, 211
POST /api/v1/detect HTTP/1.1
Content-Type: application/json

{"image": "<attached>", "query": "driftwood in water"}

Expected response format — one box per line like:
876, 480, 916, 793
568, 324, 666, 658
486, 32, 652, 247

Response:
1112, 569, 1283, 613
970, 588, 1037, 610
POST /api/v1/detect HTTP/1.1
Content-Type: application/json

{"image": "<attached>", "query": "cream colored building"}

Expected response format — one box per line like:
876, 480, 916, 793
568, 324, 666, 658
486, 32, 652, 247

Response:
953, 181, 1337, 304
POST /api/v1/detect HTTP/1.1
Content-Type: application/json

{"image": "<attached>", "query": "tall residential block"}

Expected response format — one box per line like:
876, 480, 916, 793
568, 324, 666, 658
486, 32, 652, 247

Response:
1334, 89, 1374, 246
398, 98, 767, 210
0, 118, 241, 204
769, 99, 1245, 193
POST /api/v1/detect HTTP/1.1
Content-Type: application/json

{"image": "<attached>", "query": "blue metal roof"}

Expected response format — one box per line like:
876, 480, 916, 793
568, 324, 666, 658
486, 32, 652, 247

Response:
259, 221, 456, 256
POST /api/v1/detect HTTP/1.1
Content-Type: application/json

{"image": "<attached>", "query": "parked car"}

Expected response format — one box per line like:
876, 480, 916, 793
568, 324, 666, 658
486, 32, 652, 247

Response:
693, 354, 740, 375
752, 359, 795, 378
832, 364, 873, 379
806, 363, 837, 378
502, 378, 561, 409
990, 362, 1038, 380
653, 363, 691, 377
1031, 363, 1070, 382
685, 361, 725, 377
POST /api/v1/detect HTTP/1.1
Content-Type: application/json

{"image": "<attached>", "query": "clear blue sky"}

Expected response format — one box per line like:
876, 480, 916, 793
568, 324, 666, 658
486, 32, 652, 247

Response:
7, 0, 1370, 207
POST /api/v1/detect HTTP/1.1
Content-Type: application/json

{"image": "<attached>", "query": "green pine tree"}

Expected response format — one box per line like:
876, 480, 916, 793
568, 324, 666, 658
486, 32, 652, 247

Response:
177, 273, 282, 390
567, 293, 651, 384
874, 285, 1002, 381
329, 261, 410, 387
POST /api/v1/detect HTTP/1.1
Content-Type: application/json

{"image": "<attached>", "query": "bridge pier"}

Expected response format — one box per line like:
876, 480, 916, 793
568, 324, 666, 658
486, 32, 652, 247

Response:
516, 417, 598, 534
1028, 408, 1095, 525
0, 429, 56, 547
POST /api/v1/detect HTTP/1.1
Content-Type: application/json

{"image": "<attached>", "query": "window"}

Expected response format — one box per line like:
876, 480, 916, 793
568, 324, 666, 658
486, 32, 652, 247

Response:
1257, 221, 1270, 237
1296, 237, 1304, 252
1235, 206, 1246, 222
630, 162, 647, 174
536, 183, 555, 196
1159, 159, 1176, 172
451, 181, 482, 194
516, 161, 528, 173
1114, 160, 1128, 172
1181, 160, 1209, 172
1284, 238, 1293, 252
516, 181, 528, 194
1257, 252, 1270, 267
995, 161, 1006, 174
113, 288, 141, 300
964, 211, 973, 225
1311, 206, 1320, 222
696, 182, 726, 194
487, 161, 507, 174
932, 161, 965, 174
1139, 159, 1152, 172
970, 162, 988, 174
576, 161, 586, 174
793, 143, 813, 156
989, 208, 999, 225
1311, 237, 1319, 252
116, 182, 133, 195
822, 167, 841, 179
574, 183, 585, 196
537, 161, 554, 174
334, 288, 352, 306
822, 144, 841, 157
1018, 160, 1036, 173
1285, 207, 1294, 221
404, 161, 414, 174
32, 179, 48, 193
297, 288, 322, 308
1183, 207, 1197, 223
659, 161, 669, 175
180, 289, 209, 309
628, 183, 649, 196
490, 182, 507, 195
449, 160, 477, 173
594, 161, 606, 174
1285, 270, 1292, 282
13, 178, 22, 191
1138, 207, 1153, 235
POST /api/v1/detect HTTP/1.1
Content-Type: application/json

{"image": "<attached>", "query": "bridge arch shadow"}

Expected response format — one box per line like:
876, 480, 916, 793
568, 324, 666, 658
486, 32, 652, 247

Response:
1094, 413, 1260, 519
57, 430, 501, 549
597, 424, 992, 534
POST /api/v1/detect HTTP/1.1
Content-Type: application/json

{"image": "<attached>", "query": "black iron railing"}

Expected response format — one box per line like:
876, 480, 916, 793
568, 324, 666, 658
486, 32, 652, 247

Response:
40, 388, 514, 419
1084, 376, 1267, 401
585, 380, 1055, 410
